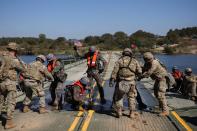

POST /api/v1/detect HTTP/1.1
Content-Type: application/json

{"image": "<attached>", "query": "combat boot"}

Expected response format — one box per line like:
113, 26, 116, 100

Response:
116, 107, 122, 118
159, 111, 169, 116
23, 105, 30, 113
39, 107, 48, 114
5, 119, 16, 129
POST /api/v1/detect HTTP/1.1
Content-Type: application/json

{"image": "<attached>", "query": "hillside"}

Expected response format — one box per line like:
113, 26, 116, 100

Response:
175, 39, 197, 54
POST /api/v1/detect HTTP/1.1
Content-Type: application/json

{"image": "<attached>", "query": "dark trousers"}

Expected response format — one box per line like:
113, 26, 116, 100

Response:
50, 81, 58, 103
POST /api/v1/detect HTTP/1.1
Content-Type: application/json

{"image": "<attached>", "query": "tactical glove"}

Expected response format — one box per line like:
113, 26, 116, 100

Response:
109, 78, 115, 87
99, 69, 104, 74
137, 75, 144, 81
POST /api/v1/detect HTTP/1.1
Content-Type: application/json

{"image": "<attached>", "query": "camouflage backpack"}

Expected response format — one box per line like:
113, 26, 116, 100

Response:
52, 59, 67, 82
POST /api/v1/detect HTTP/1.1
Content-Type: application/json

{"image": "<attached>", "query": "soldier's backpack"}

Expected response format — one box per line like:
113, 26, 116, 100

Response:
52, 59, 67, 82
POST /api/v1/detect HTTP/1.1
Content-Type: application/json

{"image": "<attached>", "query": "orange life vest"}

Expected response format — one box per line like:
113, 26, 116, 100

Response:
47, 59, 57, 72
87, 51, 98, 68
73, 81, 85, 94
172, 70, 182, 79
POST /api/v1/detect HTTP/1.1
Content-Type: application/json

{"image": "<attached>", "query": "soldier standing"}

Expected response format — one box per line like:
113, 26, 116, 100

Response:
109, 48, 142, 118
74, 45, 107, 104
0, 42, 26, 129
22, 55, 54, 114
86, 46, 107, 104
182, 68, 197, 101
141, 52, 169, 116
46, 53, 67, 110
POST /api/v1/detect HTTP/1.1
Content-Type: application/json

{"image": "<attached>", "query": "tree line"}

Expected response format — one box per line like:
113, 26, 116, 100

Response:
0, 27, 197, 55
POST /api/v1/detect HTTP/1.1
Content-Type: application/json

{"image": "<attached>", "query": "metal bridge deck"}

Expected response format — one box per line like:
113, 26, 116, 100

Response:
0, 52, 195, 131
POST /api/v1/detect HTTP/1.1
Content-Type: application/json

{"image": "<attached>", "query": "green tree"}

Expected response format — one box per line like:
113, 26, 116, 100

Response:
113, 31, 129, 48
166, 29, 179, 43
39, 34, 46, 43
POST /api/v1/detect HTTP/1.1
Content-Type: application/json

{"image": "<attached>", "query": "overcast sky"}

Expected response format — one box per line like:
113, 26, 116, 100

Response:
0, 0, 197, 39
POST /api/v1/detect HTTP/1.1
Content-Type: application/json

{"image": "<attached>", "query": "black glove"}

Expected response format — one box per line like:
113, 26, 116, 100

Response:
99, 69, 104, 74
137, 75, 144, 81
109, 78, 115, 87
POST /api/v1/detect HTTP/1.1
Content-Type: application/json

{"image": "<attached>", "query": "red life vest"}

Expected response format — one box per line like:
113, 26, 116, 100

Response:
172, 70, 182, 79
47, 59, 57, 72
73, 81, 85, 94
87, 51, 98, 68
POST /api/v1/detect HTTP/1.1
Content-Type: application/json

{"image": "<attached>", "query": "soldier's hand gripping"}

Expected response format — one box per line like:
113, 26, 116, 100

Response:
109, 78, 115, 87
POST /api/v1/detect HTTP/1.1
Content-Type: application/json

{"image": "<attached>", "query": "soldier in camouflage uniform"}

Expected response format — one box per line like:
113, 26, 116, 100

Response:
0, 42, 26, 129
109, 48, 142, 118
46, 53, 67, 110
22, 55, 54, 114
76, 46, 107, 104
85, 46, 107, 104
141, 52, 169, 116
64, 77, 91, 111
182, 68, 197, 101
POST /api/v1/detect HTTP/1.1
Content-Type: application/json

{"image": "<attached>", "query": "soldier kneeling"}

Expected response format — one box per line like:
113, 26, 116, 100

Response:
182, 68, 197, 101
64, 77, 91, 111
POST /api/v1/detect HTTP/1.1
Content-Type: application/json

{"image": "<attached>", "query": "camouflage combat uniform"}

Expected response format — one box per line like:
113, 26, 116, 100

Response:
0, 42, 27, 129
75, 46, 107, 104
110, 49, 142, 118
65, 84, 86, 110
182, 74, 197, 99
86, 52, 106, 102
142, 53, 169, 114
0, 54, 26, 119
48, 59, 67, 109
23, 60, 54, 109
64, 77, 90, 111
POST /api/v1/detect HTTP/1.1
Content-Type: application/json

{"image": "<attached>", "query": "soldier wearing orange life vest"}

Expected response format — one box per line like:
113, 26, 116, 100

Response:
64, 77, 91, 111
46, 54, 67, 110
85, 46, 107, 104
171, 66, 183, 91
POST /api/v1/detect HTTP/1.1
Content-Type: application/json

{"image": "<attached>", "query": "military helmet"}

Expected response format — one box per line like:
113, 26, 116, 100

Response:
89, 46, 96, 53
46, 53, 56, 61
36, 55, 46, 62
172, 66, 178, 70
7, 42, 18, 51
185, 68, 192, 73
122, 48, 133, 56
143, 52, 154, 61
80, 76, 90, 87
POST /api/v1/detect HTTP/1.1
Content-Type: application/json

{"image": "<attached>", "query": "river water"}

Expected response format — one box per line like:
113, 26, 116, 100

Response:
19, 54, 197, 74
155, 54, 197, 74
